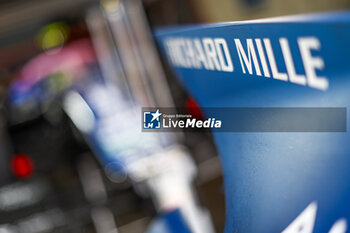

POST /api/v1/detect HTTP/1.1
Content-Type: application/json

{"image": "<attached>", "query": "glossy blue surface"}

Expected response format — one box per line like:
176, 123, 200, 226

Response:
155, 12, 350, 233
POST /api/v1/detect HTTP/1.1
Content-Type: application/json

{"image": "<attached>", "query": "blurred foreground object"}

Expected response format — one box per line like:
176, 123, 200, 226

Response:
81, 1, 216, 232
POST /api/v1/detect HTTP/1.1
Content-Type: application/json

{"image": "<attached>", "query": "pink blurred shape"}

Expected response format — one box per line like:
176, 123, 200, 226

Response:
15, 38, 96, 91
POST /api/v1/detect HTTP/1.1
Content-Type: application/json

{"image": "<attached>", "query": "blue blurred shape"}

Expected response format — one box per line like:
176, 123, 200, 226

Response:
147, 209, 192, 233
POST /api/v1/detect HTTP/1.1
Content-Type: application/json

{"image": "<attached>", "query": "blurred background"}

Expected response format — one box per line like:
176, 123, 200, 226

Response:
0, 0, 348, 233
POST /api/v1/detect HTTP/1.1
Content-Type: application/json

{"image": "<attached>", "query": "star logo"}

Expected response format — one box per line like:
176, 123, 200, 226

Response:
151, 109, 162, 122
143, 109, 162, 129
